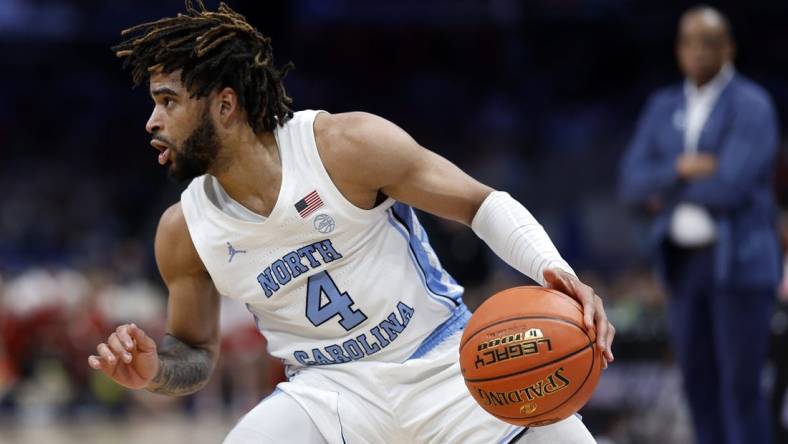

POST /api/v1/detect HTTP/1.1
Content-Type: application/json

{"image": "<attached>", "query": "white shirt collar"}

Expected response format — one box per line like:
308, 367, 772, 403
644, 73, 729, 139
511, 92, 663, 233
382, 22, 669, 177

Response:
684, 63, 735, 100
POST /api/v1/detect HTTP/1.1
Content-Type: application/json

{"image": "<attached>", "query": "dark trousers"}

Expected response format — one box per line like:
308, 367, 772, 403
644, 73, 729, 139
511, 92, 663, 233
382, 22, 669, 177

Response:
770, 302, 788, 444
664, 242, 775, 444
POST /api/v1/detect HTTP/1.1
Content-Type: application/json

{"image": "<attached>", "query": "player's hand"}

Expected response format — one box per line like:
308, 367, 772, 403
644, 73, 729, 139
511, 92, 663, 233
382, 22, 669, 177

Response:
88, 323, 160, 389
676, 153, 717, 180
543, 268, 615, 368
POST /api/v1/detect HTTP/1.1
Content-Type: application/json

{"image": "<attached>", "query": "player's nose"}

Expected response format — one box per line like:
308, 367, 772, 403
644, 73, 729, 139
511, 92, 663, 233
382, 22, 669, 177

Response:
146, 109, 162, 134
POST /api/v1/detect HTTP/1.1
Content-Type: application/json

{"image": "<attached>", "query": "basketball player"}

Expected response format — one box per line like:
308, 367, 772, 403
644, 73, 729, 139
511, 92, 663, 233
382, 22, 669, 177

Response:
88, 2, 614, 442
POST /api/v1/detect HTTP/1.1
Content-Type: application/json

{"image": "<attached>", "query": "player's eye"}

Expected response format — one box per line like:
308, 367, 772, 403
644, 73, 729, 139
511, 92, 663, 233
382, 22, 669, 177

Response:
163, 97, 173, 107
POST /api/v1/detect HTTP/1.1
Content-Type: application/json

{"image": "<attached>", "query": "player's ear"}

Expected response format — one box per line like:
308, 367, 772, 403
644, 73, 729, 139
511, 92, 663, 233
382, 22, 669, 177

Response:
216, 87, 238, 124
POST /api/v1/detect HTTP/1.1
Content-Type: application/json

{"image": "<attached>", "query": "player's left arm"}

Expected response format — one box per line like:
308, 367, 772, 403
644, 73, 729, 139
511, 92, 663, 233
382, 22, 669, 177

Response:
317, 112, 614, 364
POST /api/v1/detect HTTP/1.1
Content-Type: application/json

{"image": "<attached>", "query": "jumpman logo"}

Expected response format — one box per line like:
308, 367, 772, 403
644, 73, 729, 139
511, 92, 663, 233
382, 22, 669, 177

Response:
227, 242, 247, 263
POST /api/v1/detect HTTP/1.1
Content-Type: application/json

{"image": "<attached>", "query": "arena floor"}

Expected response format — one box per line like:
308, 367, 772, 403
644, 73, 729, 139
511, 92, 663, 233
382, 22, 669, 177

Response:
0, 412, 235, 444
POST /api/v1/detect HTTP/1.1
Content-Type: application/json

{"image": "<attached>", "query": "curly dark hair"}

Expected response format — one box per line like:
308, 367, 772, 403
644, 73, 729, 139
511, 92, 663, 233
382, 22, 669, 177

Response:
113, 0, 294, 133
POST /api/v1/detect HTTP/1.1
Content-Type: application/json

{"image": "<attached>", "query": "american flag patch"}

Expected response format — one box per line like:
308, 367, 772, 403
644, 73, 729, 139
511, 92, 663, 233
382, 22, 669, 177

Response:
294, 190, 324, 218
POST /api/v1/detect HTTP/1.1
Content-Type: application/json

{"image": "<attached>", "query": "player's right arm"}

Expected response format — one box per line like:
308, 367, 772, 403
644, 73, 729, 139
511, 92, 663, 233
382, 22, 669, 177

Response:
88, 203, 221, 396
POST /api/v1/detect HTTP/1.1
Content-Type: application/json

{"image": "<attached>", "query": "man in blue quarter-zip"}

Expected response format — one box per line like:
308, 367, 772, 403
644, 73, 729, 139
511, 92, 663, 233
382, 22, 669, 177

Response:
620, 6, 781, 444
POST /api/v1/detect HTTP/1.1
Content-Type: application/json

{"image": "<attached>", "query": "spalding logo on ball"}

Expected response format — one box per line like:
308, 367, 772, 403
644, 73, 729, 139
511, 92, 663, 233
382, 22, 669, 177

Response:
459, 286, 602, 427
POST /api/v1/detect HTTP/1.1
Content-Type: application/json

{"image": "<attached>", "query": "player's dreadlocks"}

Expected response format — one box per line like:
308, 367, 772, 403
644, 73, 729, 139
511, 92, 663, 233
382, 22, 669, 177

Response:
113, 0, 293, 133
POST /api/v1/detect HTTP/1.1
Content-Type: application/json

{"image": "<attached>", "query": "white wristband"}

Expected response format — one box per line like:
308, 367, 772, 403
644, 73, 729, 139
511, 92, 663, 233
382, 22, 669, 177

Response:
471, 191, 575, 286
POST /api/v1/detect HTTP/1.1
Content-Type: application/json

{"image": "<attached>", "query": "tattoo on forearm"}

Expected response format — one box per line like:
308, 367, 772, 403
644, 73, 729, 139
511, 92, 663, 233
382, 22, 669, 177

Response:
148, 334, 213, 396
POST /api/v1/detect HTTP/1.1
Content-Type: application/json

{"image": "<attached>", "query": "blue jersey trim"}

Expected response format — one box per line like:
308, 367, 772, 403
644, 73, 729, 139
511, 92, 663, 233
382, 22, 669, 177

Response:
386, 212, 456, 311
390, 203, 463, 304
408, 303, 471, 360
387, 203, 464, 308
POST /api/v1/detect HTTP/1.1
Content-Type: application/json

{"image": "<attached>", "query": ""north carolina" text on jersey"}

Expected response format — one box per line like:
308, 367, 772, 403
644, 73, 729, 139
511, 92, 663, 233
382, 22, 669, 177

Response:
294, 301, 416, 366
256, 239, 342, 297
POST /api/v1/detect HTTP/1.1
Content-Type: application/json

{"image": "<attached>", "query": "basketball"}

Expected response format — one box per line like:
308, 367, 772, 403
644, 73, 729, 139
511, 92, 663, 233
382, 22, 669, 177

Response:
459, 286, 602, 427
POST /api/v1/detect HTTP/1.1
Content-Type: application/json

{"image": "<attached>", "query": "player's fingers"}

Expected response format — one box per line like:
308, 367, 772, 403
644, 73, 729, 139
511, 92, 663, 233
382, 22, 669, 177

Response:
108, 333, 132, 363
544, 269, 595, 331
88, 354, 115, 373
598, 319, 608, 370
116, 325, 135, 351
593, 298, 608, 354
129, 324, 156, 353
88, 355, 102, 370
563, 273, 596, 330
97, 343, 118, 370
604, 322, 616, 363
579, 284, 596, 332
591, 294, 615, 359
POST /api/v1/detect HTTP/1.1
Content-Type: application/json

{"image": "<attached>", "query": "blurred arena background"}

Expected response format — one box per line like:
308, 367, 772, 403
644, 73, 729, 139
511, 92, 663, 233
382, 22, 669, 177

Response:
1, 1, 787, 443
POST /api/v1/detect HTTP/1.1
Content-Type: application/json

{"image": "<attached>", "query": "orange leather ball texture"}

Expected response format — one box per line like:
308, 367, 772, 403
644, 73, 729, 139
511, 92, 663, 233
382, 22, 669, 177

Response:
459, 286, 602, 427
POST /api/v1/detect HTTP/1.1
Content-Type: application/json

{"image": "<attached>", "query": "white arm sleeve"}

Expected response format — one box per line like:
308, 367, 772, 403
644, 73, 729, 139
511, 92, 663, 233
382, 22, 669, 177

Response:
471, 191, 575, 286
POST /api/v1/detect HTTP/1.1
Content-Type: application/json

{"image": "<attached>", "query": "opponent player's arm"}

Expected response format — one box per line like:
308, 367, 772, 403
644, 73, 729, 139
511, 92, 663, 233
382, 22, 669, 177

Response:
316, 112, 613, 362
88, 203, 221, 395
147, 203, 221, 395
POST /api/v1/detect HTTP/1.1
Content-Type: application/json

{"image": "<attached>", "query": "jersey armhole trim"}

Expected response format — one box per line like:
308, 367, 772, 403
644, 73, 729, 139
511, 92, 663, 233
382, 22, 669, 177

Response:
306, 110, 395, 219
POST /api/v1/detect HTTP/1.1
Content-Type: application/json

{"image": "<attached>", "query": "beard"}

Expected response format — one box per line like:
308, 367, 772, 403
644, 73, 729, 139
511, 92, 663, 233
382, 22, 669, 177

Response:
167, 109, 221, 183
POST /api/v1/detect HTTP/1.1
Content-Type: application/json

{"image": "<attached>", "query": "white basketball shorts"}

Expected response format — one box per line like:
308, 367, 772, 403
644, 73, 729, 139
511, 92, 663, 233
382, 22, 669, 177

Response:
224, 332, 595, 443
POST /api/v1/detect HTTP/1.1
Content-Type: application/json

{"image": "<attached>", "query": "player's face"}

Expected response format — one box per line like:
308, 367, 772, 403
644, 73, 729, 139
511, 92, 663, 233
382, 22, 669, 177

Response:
146, 70, 222, 182
676, 13, 731, 86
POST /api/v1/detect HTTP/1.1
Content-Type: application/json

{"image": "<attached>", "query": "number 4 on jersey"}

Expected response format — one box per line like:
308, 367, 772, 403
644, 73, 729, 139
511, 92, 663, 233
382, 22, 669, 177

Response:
306, 271, 367, 331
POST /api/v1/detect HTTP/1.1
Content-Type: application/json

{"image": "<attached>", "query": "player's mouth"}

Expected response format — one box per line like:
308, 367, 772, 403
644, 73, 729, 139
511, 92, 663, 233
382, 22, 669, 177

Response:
150, 140, 172, 165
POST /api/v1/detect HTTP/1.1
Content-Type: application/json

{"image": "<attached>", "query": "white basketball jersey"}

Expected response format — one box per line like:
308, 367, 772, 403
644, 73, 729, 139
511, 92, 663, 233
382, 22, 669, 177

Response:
181, 110, 470, 374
